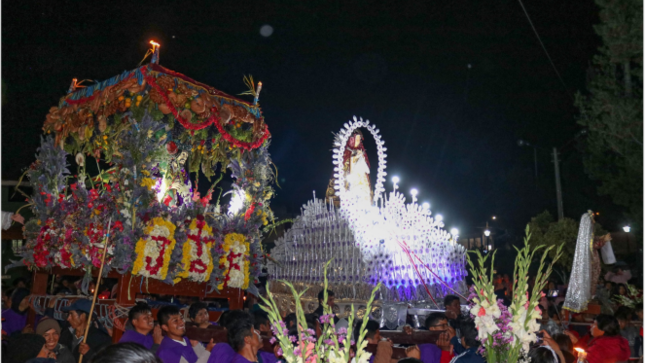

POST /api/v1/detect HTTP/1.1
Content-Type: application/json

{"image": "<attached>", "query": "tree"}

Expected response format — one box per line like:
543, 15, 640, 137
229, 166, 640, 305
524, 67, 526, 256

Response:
575, 0, 643, 230
528, 211, 606, 283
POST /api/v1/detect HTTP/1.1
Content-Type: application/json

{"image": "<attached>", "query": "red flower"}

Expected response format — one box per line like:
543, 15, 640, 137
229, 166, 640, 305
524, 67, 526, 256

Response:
166, 141, 178, 155
478, 307, 486, 317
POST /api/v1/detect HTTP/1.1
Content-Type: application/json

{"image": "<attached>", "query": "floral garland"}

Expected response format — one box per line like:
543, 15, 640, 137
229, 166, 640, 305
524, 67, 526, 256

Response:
143, 67, 270, 150
175, 215, 215, 283
143, 67, 221, 131
218, 233, 250, 290
132, 217, 177, 280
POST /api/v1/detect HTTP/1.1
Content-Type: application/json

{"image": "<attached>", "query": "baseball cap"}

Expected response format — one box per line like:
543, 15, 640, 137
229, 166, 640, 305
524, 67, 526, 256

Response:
61, 299, 93, 314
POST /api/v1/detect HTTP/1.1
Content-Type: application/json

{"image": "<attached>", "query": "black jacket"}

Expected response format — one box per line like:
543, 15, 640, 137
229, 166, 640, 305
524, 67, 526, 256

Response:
71, 325, 112, 363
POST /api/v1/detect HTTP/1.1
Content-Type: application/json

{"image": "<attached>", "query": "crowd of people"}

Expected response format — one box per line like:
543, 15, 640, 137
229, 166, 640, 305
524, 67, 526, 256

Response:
1, 275, 642, 363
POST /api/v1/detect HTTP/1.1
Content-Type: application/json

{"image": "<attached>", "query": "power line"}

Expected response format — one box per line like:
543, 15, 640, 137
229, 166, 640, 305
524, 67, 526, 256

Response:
517, 0, 573, 101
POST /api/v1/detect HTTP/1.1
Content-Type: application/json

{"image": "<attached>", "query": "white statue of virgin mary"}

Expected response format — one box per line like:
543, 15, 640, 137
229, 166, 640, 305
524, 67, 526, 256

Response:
563, 211, 594, 313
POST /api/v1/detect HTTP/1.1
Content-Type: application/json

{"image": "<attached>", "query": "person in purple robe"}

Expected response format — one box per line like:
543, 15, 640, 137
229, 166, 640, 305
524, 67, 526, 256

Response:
228, 313, 263, 363
156, 305, 214, 363
2, 288, 30, 336
119, 302, 163, 353
189, 302, 217, 329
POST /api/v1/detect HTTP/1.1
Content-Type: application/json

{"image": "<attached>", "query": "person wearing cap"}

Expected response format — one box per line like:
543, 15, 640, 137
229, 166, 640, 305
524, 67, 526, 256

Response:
119, 302, 163, 352
62, 299, 111, 362
36, 318, 74, 363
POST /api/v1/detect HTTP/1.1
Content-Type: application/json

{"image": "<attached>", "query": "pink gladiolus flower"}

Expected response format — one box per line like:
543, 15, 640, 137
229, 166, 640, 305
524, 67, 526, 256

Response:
478, 307, 486, 317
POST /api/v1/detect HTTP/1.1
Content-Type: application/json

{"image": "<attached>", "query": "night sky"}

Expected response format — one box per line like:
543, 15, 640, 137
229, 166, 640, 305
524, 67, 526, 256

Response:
1, 1, 624, 236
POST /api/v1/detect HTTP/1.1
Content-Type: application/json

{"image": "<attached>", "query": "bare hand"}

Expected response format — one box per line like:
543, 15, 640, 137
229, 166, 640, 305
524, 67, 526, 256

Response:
405, 346, 421, 359
22, 324, 34, 334
11, 213, 25, 225
153, 325, 163, 345
189, 339, 199, 347
205, 338, 215, 352
37, 345, 50, 358
446, 325, 456, 341
79, 342, 90, 355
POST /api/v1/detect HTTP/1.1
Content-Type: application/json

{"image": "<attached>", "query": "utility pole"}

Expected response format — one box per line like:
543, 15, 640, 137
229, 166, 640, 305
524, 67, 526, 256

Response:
552, 147, 564, 220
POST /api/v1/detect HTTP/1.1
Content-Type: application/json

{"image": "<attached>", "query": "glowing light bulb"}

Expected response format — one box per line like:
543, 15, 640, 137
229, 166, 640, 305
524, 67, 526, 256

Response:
392, 176, 400, 184
422, 202, 430, 210
436, 214, 443, 222
450, 228, 459, 236
410, 188, 418, 196
484, 230, 491, 237
623, 226, 631, 233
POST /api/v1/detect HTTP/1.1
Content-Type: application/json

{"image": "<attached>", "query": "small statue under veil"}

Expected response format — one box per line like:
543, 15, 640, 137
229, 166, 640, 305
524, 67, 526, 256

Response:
563, 210, 612, 313
326, 129, 372, 206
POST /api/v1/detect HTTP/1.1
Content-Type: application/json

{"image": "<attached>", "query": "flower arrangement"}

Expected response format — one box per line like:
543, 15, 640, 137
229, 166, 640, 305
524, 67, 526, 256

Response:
613, 285, 643, 308
467, 226, 563, 363
261, 260, 377, 363
218, 233, 250, 290
15, 62, 277, 295
176, 215, 215, 283
132, 217, 177, 280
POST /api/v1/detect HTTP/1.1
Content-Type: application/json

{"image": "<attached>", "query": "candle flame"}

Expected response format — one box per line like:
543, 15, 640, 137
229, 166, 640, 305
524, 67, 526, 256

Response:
150, 40, 160, 48
574, 348, 585, 353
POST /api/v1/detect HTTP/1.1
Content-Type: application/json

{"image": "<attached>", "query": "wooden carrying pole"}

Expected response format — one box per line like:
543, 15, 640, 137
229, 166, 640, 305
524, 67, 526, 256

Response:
78, 218, 112, 363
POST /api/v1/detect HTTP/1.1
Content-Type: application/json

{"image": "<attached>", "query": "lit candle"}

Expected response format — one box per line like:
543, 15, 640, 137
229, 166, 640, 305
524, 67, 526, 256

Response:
574, 348, 587, 362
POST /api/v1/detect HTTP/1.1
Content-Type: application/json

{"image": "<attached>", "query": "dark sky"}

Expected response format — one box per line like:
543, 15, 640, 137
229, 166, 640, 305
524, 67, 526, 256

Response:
1, 0, 624, 235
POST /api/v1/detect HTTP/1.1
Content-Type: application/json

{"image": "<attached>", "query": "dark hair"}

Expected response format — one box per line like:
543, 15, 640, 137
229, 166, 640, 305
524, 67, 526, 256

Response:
528, 346, 559, 363
444, 295, 460, 308
317, 289, 334, 302
304, 313, 319, 331
90, 342, 163, 363
129, 302, 152, 322
218, 310, 233, 326
285, 313, 297, 329
228, 319, 255, 352
595, 314, 620, 336
12, 277, 28, 287
547, 305, 560, 320
5, 333, 46, 363
223, 310, 254, 331
157, 305, 181, 327
460, 320, 479, 348
353, 319, 379, 342
11, 287, 30, 314
614, 283, 628, 296
253, 310, 270, 330
425, 312, 448, 328
614, 306, 633, 322
635, 303, 643, 311
189, 302, 209, 320
553, 333, 573, 353
397, 359, 423, 363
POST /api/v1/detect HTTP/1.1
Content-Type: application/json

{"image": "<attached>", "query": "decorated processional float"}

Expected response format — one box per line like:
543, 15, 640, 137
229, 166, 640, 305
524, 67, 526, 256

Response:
12, 42, 276, 339
267, 117, 469, 329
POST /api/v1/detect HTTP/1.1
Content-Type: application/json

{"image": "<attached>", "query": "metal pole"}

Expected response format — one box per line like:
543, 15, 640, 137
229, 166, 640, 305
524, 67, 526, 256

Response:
553, 147, 564, 220
533, 147, 538, 189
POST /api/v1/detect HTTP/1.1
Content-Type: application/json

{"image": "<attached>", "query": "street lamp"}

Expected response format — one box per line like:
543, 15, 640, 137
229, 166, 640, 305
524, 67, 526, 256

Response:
484, 230, 491, 237
623, 226, 631, 233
